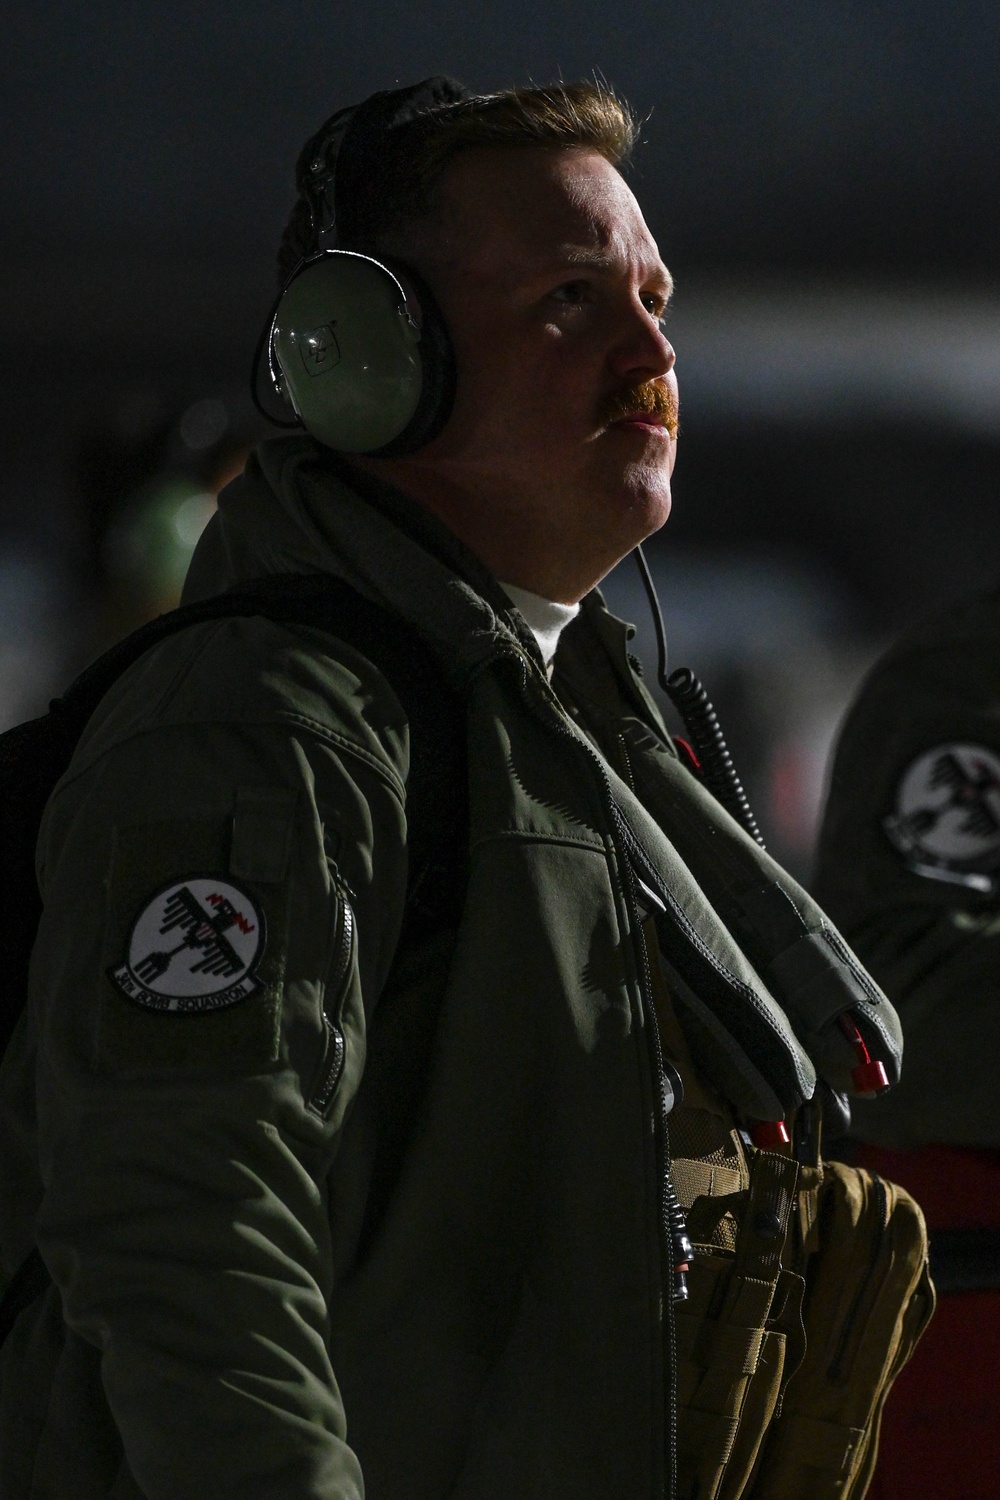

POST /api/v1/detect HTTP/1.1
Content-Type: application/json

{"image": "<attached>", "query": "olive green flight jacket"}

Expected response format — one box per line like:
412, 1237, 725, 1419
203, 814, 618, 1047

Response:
815, 586, 1000, 1148
0, 436, 895, 1498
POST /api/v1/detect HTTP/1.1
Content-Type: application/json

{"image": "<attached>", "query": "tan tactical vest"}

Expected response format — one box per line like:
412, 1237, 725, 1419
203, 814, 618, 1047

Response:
647, 931, 935, 1500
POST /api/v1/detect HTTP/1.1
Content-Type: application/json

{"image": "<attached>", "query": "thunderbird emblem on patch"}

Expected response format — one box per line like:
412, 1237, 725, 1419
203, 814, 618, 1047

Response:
884, 743, 1000, 884
110, 877, 265, 1013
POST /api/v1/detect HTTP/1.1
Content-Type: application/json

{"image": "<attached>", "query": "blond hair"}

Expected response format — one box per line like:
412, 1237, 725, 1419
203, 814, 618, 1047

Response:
400, 80, 637, 186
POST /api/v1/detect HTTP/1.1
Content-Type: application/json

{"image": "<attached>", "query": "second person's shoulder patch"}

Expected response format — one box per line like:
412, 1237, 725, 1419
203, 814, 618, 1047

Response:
883, 742, 1000, 885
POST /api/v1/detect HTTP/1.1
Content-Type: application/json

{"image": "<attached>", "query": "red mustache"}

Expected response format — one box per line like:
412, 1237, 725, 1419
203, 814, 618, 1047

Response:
601, 381, 679, 438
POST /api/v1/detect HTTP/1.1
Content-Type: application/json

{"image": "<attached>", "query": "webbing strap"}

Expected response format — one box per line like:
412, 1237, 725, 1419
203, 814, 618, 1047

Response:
676, 1408, 740, 1479
671, 1157, 745, 1209
733, 1152, 799, 1283
768, 1411, 866, 1475
675, 1316, 765, 1379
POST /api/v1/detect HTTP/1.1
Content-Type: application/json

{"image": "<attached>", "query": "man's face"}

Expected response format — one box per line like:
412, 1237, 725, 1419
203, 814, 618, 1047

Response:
376, 145, 678, 603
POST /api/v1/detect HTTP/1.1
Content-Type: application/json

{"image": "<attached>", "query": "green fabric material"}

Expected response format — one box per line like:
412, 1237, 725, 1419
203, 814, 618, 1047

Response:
814, 586, 1000, 1147
0, 434, 892, 1498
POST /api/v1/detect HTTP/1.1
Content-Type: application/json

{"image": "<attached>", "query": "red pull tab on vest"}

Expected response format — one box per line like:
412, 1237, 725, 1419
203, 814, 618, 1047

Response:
838, 1013, 890, 1095
674, 737, 701, 774
750, 1119, 790, 1149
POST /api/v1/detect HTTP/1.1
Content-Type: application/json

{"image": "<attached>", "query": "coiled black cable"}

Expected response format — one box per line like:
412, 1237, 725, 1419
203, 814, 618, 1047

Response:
664, 667, 766, 847
634, 545, 767, 849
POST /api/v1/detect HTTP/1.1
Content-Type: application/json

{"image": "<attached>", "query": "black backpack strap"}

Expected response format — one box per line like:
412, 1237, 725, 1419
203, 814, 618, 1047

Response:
0, 1246, 49, 1348
238, 575, 469, 931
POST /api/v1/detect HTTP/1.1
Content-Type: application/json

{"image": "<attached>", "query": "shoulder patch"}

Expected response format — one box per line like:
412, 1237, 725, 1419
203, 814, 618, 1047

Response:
884, 743, 1000, 888
99, 820, 287, 1075
110, 877, 265, 1013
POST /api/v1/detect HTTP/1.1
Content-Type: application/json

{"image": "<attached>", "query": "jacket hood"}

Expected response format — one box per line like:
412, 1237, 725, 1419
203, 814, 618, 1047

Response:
182, 434, 535, 686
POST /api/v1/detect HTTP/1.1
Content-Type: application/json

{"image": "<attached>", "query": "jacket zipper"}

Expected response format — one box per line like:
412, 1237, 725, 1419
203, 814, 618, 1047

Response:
827, 1174, 889, 1383
511, 653, 679, 1500
307, 887, 354, 1118
631, 865, 682, 1500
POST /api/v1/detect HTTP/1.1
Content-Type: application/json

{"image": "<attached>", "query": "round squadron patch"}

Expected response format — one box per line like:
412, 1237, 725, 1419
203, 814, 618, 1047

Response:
883, 743, 1000, 878
110, 877, 265, 1013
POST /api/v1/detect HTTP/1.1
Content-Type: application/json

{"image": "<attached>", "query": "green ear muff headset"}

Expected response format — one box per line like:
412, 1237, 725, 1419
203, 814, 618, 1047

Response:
264, 248, 456, 457
252, 78, 466, 457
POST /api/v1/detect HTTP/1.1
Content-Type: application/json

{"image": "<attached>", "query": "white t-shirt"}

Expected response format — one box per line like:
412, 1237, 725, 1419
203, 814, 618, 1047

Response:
499, 581, 580, 670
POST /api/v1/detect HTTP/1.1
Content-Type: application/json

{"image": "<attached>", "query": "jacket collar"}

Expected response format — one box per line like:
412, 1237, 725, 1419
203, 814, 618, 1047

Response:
184, 434, 657, 714
184, 434, 548, 688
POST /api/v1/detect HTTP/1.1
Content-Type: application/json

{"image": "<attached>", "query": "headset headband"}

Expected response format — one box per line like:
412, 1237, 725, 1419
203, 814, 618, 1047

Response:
295, 76, 470, 254
253, 78, 468, 450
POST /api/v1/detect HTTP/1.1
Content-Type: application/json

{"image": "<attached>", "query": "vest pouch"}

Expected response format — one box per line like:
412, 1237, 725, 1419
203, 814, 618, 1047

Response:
717, 1269, 806, 1500
675, 1257, 789, 1500
674, 1151, 800, 1500
745, 1161, 935, 1500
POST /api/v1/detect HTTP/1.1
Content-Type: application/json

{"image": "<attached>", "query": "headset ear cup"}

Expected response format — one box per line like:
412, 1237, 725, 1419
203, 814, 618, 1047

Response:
369, 262, 455, 458
270, 251, 455, 457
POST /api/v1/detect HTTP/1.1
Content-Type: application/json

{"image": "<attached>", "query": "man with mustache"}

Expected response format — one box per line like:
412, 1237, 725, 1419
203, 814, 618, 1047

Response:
341, 112, 681, 618
0, 78, 912, 1500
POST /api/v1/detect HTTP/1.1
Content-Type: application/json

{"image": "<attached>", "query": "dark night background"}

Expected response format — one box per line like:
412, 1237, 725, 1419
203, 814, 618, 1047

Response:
3, 0, 1000, 869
